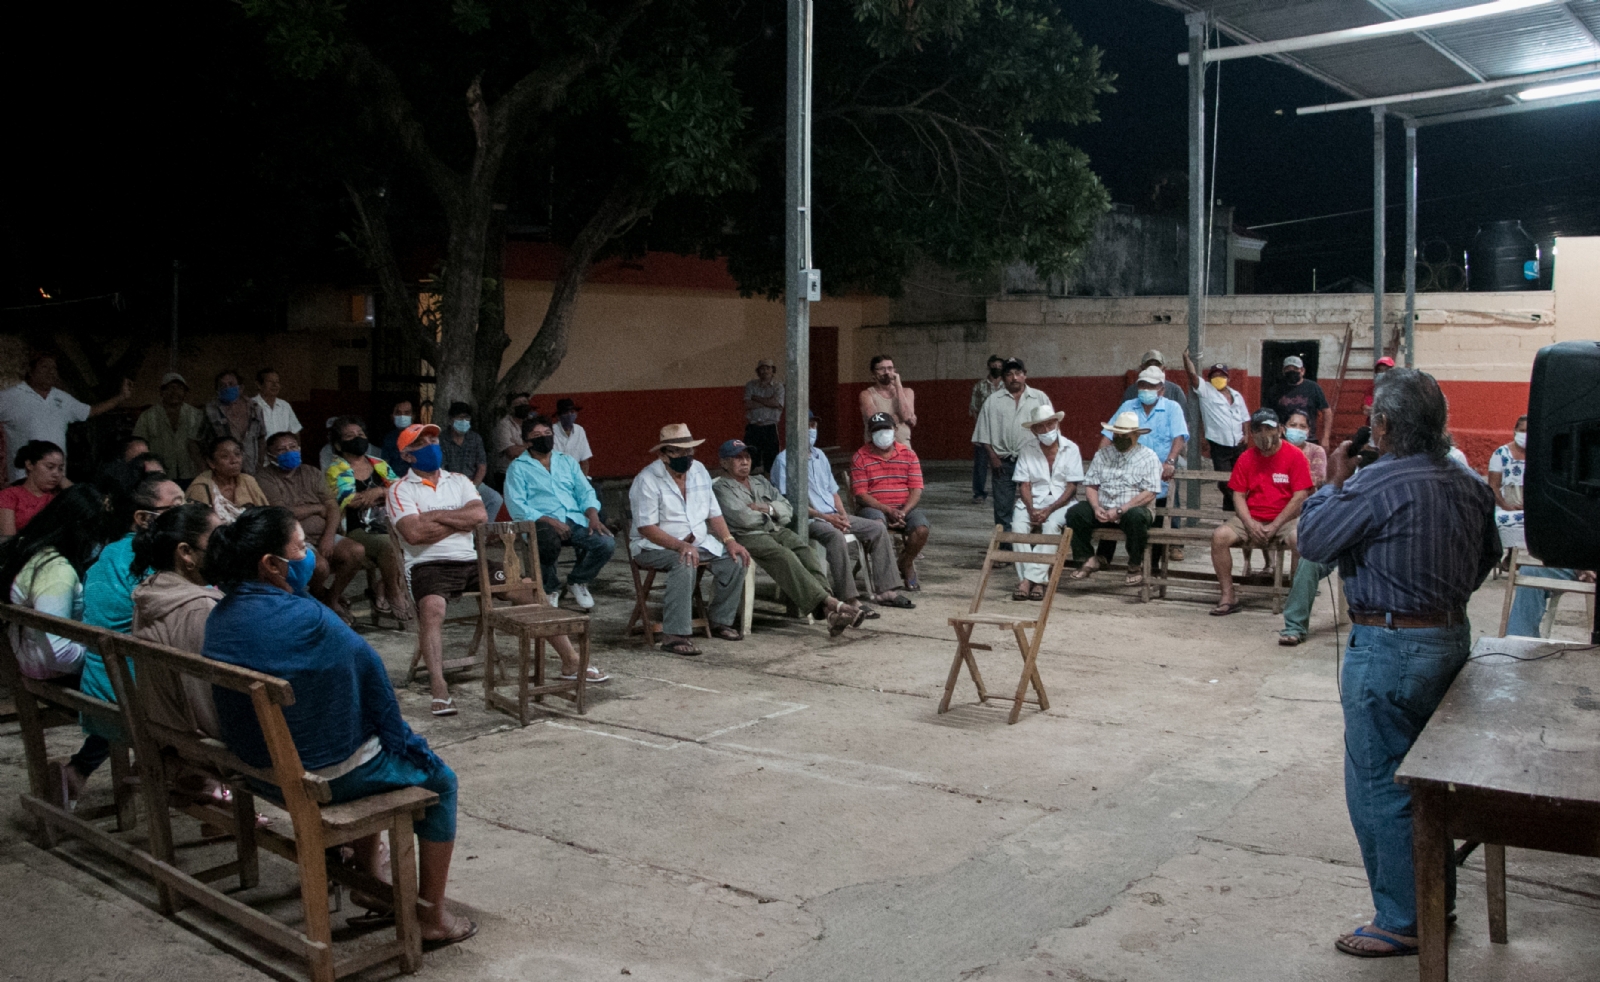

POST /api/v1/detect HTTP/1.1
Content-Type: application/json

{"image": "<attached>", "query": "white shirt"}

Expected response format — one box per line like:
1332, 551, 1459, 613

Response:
553, 421, 593, 464
629, 459, 724, 558
252, 394, 302, 437
1197, 383, 1251, 447
0, 384, 90, 481
385, 469, 481, 571
1013, 438, 1086, 511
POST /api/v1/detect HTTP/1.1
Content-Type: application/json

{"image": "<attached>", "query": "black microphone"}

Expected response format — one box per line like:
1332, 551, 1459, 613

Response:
1347, 425, 1370, 458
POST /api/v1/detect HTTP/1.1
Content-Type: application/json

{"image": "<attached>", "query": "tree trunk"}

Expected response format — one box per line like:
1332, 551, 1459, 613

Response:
470, 203, 511, 419
431, 194, 496, 410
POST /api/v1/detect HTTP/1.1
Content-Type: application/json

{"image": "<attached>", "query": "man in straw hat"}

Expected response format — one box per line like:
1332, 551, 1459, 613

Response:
629, 424, 752, 656
1066, 411, 1163, 586
1102, 363, 1189, 564
1009, 404, 1084, 601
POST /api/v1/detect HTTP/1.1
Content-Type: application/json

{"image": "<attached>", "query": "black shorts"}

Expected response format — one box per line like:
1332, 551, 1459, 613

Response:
410, 559, 504, 602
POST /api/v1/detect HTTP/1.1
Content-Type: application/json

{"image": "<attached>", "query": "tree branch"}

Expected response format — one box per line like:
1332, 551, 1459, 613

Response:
344, 180, 442, 368
341, 42, 467, 219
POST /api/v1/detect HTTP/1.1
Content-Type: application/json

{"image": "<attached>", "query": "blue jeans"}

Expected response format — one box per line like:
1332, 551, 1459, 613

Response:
536, 522, 618, 593
972, 444, 988, 498
1341, 623, 1469, 935
1280, 560, 1333, 638
1507, 565, 1580, 638
330, 749, 458, 842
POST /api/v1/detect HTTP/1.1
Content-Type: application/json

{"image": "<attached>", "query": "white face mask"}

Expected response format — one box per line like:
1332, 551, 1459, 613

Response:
1037, 429, 1059, 446
871, 429, 894, 450
807, 427, 819, 447
1513, 431, 1527, 448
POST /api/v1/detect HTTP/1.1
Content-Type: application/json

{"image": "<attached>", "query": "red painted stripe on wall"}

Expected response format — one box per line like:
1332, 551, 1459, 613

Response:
548, 376, 1530, 480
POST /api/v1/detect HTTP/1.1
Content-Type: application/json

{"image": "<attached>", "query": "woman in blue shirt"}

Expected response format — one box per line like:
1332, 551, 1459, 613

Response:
202, 506, 476, 948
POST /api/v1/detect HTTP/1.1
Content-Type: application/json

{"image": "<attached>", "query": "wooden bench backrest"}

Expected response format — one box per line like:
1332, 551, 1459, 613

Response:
969, 525, 1074, 627
475, 520, 544, 608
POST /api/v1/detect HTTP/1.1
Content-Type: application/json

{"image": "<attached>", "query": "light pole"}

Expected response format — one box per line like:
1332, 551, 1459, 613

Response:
783, 0, 819, 531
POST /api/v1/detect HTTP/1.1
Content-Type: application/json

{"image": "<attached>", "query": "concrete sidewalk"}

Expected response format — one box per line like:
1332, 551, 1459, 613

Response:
2, 470, 1596, 981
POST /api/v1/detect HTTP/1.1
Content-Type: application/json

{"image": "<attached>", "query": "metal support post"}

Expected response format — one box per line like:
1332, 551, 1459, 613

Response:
783, 0, 814, 531
1372, 107, 1386, 364
1184, 13, 1206, 508
1404, 123, 1418, 368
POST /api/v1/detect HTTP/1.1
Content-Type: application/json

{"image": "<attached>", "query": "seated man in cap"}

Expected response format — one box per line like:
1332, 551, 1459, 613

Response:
1209, 409, 1313, 616
388, 423, 564, 716
774, 412, 909, 616
505, 414, 615, 610
132, 372, 208, 486
1010, 405, 1084, 601
713, 439, 864, 635
1102, 365, 1189, 563
551, 398, 594, 476
629, 424, 752, 656
851, 412, 930, 596
1067, 412, 1163, 586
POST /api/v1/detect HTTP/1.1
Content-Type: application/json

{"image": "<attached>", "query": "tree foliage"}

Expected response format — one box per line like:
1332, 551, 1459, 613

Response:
239, 0, 1112, 410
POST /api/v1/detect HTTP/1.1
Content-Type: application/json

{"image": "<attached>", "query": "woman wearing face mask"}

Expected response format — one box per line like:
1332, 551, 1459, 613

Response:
0, 440, 68, 538
203, 369, 267, 476
187, 437, 271, 523
326, 416, 410, 620
1282, 411, 1327, 487
202, 506, 477, 948
1011, 406, 1084, 600
1487, 415, 1528, 546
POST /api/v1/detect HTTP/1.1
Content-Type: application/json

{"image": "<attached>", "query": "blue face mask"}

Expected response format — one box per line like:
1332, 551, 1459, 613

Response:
275, 450, 302, 471
276, 546, 317, 595
1137, 389, 1159, 406
410, 443, 444, 472
218, 385, 241, 404
452, 419, 471, 434
393, 415, 412, 429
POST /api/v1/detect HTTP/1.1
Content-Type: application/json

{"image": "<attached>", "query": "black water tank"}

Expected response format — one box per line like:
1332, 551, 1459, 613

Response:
1467, 220, 1539, 291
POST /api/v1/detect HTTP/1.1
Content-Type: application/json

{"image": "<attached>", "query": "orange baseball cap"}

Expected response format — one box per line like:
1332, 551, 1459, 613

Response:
398, 422, 441, 451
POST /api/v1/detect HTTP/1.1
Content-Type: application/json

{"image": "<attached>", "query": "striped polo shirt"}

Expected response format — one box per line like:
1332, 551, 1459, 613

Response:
850, 443, 924, 509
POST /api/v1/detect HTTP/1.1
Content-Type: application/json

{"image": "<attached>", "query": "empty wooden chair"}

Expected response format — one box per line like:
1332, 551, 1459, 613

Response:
476, 521, 594, 724
939, 525, 1073, 724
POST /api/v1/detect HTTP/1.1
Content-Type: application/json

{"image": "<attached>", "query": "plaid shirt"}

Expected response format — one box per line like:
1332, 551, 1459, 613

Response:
1082, 443, 1162, 511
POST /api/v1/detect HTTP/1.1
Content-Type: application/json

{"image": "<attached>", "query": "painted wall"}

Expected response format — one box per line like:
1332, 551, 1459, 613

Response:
1553, 236, 1600, 344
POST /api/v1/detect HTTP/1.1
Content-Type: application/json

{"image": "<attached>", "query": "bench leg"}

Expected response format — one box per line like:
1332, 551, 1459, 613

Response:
298, 840, 336, 982
483, 623, 498, 711
518, 633, 532, 727
233, 785, 260, 889
389, 818, 422, 973
1010, 625, 1048, 724
1485, 842, 1508, 944
939, 624, 971, 714
109, 743, 138, 832
533, 637, 547, 707
575, 629, 590, 715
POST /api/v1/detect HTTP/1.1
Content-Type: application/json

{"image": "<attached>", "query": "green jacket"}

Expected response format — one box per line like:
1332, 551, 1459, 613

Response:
712, 473, 793, 537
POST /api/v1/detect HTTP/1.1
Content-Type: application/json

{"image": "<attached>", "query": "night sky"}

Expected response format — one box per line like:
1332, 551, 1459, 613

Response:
5, 0, 1600, 330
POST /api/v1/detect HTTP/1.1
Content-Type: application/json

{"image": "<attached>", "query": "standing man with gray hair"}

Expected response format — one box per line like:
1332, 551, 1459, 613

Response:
1298, 368, 1499, 959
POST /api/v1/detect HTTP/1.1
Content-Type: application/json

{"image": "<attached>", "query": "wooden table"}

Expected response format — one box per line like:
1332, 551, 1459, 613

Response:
1395, 636, 1600, 982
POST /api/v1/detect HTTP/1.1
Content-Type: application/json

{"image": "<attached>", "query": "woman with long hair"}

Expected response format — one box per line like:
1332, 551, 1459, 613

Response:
202, 506, 474, 948
0, 440, 68, 537
130, 502, 225, 734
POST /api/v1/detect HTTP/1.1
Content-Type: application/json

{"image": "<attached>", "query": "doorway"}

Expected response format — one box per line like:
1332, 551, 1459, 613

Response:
810, 325, 839, 448
1260, 339, 1321, 413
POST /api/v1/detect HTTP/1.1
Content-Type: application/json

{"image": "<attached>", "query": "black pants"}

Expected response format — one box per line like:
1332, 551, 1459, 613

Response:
1208, 440, 1242, 512
744, 423, 780, 475
990, 456, 1017, 533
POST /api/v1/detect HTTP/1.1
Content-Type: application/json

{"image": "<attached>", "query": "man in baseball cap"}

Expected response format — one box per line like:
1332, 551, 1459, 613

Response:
1272, 354, 1331, 446
1121, 349, 1185, 405
1207, 407, 1313, 616
713, 438, 864, 636
132, 370, 208, 483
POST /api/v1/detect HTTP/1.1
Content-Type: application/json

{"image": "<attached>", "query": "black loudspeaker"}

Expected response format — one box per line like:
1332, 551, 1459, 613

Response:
1524, 340, 1600, 570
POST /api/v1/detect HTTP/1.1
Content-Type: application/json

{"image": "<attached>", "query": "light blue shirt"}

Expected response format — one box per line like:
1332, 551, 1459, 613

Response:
1101, 397, 1190, 496
504, 450, 600, 525
772, 445, 840, 514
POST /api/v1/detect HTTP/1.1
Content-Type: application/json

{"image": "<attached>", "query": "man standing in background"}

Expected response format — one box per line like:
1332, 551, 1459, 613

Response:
968, 354, 1005, 503
743, 359, 785, 476
251, 368, 301, 439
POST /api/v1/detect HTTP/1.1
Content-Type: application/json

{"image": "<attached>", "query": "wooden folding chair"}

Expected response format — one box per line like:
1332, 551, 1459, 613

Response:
1498, 548, 1596, 637
476, 521, 594, 723
626, 556, 712, 644
939, 525, 1073, 724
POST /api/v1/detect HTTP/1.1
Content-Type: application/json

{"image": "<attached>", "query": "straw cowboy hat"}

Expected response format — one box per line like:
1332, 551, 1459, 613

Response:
650, 423, 705, 452
1019, 404, 1065, 429
1102, 411, 1152, 436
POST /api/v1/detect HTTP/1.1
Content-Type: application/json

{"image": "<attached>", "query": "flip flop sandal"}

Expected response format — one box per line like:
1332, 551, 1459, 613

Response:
1334, 925, 1418, 958
847, 603, 869, 628
660, 638, 701, 656
347, 908, 395, 928
1209, 602, 1244, 616
1278, 634, 1306, 646
1013, 586, 1032, 601
560, 667, 611, 683
1030, 584, 1047, 600
430, 698, 458, 717
423, 919, 479, 951
876, 594, 915, 609
710, 625, 743, 641
1067, 564, 1099, 581
855, 604, 879, 620
1123, 571, 1144, 587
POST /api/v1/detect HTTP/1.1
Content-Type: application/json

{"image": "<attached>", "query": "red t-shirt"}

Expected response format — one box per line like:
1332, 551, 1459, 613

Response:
1227, 443, 1313, 523
0, 484, 58, 532
850, 443, 924, 509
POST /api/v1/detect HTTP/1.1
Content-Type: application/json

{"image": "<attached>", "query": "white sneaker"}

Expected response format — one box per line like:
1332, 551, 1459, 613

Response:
546, 591, 561, 607
567, 582, 595, 609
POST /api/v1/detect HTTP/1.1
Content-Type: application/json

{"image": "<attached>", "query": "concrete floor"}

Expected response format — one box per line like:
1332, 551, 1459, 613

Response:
2, 465, 1597, 982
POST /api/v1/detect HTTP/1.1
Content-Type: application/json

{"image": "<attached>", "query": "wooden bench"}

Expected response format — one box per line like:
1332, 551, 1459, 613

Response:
0, 604, 437, 982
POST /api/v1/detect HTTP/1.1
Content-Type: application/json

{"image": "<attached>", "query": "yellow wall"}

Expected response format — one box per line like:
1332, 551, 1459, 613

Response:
1553, 236, 1600, 344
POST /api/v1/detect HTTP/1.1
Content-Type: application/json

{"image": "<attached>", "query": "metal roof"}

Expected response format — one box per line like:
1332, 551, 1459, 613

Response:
1149, 0, 1600, 124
